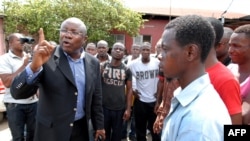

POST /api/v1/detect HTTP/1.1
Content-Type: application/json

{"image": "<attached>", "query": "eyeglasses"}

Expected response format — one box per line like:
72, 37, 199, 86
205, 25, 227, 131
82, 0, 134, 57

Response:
59, 29, 84, 36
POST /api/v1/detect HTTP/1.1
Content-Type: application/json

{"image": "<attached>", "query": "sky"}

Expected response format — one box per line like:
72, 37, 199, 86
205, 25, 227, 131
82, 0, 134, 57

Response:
1, 0, 249, 15
123, 0, 249, 15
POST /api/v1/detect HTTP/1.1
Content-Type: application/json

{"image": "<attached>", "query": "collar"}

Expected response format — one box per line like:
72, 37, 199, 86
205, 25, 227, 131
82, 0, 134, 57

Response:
174, 73, 211, 107
8, 50, 26, 59
95, 53, 110, 60
63, 49, 85, 60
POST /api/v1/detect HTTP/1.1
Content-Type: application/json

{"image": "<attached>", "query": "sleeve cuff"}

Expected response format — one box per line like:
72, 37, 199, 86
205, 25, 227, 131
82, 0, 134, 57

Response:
25, 64, 43, 84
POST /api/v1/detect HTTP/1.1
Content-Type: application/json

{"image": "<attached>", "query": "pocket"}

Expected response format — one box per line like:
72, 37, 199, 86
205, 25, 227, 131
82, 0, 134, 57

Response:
4, 103, 17, 110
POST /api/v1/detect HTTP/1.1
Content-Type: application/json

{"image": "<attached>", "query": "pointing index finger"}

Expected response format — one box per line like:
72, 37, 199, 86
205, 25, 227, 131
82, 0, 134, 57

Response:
38, 28, 45, 44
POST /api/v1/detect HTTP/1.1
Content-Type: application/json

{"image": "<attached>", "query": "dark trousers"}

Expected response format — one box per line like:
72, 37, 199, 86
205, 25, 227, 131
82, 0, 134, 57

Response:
134, 99, 160, 141
103, 107, 124, 141
70, 116, 89, 141
5, 102, 37, 141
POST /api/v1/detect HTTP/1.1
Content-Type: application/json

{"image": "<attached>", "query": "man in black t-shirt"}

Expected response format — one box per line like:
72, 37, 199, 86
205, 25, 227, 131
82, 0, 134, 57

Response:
101, 42, 133, 141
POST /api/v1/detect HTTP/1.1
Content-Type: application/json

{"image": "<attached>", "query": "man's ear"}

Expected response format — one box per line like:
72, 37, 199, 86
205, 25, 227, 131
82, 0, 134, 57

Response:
82, 36, 88, 46
106, 47, 109, 52
185, 44, 199, 61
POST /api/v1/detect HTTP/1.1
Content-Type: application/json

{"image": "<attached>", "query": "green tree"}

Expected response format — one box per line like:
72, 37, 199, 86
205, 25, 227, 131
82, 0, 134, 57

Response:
2, 0, 145, 44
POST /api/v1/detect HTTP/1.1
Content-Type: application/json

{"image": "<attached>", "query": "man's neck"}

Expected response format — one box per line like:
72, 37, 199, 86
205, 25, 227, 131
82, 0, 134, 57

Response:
205, 48, 219, 69
238, 62, 250, 74
97, 54, 109, 62
111, 59, 122, 67
132, 55, 139, 60
217, 54, 230, 64
141, 58, 150, 64
11, 50, 23, 58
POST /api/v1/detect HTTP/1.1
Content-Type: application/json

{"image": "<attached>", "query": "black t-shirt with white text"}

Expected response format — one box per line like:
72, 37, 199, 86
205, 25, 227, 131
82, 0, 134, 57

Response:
101, 62, 132, 110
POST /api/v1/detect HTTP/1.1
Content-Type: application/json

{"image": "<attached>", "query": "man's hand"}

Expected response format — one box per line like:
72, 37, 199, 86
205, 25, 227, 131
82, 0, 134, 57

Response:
154, 102, 160, 114
30, 28, 55, 72
133, 89, 140, 99
94, 129, 105, 141
23, 53, 31, 67
123, 109, 131, 121
153, 114, 164, 134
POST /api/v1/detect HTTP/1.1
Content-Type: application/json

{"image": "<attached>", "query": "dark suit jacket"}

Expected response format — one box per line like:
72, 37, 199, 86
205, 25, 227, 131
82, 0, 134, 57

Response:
10, 46, 104, 141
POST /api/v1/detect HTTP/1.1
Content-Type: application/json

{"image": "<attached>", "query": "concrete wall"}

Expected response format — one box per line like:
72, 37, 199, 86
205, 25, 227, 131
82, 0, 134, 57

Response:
0, 15, 5, 55
111, 19, 169, 54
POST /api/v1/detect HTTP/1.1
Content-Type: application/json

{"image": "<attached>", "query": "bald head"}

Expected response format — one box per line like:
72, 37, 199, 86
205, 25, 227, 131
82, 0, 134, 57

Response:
7, 33, 25, 52
141, 42, 152, 49
96, 40, 109, 57
85, 42, 97, 56
112, 42, 125, 49
8, 33, 23, 43
97, 40, 108, 48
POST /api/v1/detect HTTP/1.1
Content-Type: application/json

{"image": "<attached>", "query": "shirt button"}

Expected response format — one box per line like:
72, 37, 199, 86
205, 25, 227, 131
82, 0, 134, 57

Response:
75, 92, 78, 95
73, 108, 77, 111
70, 123, 73, 127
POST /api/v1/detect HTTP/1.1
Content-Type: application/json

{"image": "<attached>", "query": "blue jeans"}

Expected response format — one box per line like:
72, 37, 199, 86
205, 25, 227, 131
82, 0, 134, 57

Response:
103, 107, 124, 141
5, 102, 37, 141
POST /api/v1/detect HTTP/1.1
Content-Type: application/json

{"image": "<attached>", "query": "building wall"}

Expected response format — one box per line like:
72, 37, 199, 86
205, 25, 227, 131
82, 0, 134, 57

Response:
112, 19, 168, 54
0, 16, 5, 55
111, 29, 133, 54
139, 19, 167, 53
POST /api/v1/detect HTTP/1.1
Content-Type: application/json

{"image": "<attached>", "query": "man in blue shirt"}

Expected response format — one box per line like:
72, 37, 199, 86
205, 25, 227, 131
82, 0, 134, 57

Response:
10, 17, 105, 141
160, 15, 231, 141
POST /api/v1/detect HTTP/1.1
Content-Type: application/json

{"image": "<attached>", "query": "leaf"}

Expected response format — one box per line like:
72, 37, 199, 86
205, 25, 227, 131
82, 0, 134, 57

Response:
3, 0, 144, 44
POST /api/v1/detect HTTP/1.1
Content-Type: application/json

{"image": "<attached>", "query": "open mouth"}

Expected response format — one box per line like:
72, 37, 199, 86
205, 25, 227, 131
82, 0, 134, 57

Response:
63, 41, 70, 46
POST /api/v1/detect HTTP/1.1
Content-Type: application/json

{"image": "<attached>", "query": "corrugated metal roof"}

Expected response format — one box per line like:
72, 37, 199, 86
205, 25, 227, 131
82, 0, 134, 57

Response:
123, 0, 249, 19
129, 7, 247, 19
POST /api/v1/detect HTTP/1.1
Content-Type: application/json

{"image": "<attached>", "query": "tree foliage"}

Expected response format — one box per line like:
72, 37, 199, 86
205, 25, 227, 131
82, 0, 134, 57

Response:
2, 0, 145, 44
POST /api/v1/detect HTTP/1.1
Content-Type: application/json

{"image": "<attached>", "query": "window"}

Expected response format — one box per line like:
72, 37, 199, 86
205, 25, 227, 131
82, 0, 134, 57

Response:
143, 35, 151, 43
133, 35, 142, 44
112, 34, 125, 44
133, 35, 151, 44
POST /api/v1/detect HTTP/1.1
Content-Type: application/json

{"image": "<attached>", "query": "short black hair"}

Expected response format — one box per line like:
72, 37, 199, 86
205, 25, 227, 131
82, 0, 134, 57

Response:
140, 42, 151, 48
164, 15, 215, 62
234, 24, 250, 39
131, 43, 140, 48
206, 17, 224, 47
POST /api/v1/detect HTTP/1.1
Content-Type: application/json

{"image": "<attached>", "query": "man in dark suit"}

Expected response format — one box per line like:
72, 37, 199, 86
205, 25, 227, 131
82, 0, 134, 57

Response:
10, 17, 105, 141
